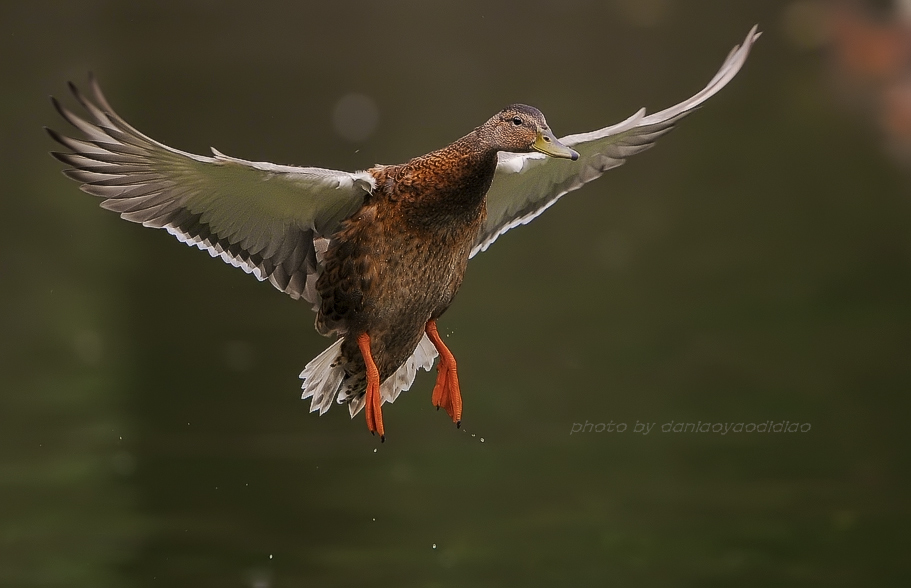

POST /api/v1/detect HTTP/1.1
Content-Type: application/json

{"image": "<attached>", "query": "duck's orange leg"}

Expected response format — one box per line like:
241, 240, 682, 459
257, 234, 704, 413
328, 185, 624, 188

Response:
425, 319, 462, 426
356, 332, 385, 441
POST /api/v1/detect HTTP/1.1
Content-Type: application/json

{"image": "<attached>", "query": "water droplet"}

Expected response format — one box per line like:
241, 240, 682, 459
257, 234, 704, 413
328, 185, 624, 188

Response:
480, 438, 485, 443
269, 554, 273, 560
432, 543, 437, 549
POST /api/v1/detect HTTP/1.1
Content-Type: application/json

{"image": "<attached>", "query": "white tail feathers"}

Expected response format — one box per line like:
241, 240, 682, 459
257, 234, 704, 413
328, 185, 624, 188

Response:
346, 332, 438, 417
300, 334, 439, 417
299, 338, 346, 415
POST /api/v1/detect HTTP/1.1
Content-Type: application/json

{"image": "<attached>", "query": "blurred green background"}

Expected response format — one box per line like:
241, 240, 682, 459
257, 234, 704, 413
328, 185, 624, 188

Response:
2, 0, 910, 586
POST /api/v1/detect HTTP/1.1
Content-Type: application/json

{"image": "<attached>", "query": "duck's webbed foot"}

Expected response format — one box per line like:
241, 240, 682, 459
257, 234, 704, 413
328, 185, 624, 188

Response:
425, 319, 462, 427
356, 332, 385, 442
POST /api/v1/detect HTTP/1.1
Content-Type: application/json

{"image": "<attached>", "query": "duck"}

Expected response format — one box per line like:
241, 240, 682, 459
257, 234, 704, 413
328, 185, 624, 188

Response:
48, 27, 760, 441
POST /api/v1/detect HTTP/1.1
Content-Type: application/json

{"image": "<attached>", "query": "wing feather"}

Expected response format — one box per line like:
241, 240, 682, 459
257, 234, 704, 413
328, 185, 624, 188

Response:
473, 25, 761, 257
48, 76, 375, 303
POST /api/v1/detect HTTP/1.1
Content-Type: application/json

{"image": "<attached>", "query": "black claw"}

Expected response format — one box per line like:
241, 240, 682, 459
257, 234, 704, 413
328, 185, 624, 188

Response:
456, 421, 461, 429
380, 435, 386, 443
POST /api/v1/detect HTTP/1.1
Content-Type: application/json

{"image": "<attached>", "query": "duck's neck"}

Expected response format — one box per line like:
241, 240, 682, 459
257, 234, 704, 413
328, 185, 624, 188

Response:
381, 131, 498, 234
403, 130, 499, 207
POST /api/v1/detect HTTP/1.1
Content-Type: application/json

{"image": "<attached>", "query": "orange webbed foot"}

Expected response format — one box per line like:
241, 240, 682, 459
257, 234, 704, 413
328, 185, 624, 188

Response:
425, 320, 462, 426
357, 332, 385, 442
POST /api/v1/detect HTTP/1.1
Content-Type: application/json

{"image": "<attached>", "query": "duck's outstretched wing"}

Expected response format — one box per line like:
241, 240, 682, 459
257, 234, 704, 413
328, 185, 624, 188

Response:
472, 25, 761, 257
48, 76, 374, 304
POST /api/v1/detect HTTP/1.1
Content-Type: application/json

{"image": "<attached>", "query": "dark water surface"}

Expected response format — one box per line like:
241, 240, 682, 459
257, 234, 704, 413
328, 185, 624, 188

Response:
2, 1, 909, 586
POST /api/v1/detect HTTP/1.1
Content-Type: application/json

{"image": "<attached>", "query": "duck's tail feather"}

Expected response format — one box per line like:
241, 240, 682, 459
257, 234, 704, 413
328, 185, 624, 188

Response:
300, 337, 346, 415
300, 333, 439, 417
344, 332, 439, 417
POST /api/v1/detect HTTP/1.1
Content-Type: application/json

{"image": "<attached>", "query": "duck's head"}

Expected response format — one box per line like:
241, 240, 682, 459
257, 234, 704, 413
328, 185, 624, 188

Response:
479, 104, 579, 161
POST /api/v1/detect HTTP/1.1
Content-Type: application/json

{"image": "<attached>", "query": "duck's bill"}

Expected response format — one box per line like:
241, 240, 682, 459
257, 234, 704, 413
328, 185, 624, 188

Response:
533, 129, 579, 160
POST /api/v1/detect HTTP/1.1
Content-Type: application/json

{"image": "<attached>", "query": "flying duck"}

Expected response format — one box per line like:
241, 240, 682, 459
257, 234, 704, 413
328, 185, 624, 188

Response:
48, 27, 760, 440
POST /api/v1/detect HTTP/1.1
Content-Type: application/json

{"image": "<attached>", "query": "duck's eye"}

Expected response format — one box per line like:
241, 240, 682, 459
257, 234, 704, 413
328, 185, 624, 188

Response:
512, 117, 523, 126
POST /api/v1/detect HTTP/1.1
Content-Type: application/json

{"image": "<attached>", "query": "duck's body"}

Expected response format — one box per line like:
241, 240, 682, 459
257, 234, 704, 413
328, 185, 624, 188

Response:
317, 140, 498, 426
48, 27, 760, 440
320, 139, 495, 355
